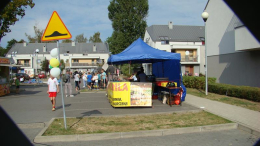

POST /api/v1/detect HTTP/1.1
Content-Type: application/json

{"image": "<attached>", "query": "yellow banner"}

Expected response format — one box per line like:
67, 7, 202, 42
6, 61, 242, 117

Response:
108, 82, 152, 107
108, 82, 131, 107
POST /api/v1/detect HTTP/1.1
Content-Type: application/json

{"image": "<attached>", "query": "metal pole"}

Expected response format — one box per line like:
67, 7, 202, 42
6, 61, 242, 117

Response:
57, 40, 67, 129
36, 53, 39, 84
205, 22, 208, 95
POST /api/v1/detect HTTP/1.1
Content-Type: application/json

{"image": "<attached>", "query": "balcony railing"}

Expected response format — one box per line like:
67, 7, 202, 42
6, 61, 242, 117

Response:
180, 56, 198, 62
71, 63, 104, 66
18, 63, 30, 67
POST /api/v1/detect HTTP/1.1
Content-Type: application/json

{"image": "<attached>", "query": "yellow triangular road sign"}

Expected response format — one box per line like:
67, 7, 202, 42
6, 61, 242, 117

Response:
41, 11, 72, 42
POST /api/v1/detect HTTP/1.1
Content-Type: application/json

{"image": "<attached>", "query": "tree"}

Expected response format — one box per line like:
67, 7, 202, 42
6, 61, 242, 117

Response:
25, 25, 43, 43
0, 38, 24, 56
0, 46, 6, 57
25, 24, 56, 43
41, 59, 49, 73
60, 59, 65, 71
0, 0, 35, 41
89, 32, 102, 43
6, 39, 18, 50
62, 39, 72, 43
75, 34, 87, 43
107, 0, 148, 54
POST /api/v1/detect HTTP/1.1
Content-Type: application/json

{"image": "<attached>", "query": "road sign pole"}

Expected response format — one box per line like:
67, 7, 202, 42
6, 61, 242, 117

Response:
57, 40, 67, 129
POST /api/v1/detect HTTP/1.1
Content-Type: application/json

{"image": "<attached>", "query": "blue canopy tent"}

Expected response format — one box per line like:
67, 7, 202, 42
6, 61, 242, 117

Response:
107, 38, 180, 64
107, 38, 186, 101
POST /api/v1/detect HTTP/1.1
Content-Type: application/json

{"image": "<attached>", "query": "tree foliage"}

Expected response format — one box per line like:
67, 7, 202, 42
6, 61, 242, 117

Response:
75, 33, 87, 43
107, 0, 148, 54
25, 25, 43, 43
0, 38, 23, 56
41, 59, 49, 73
60, 59, 65, 71
0, 0, 35, 41
89, 32, 102, 43
62, 39, 72, 43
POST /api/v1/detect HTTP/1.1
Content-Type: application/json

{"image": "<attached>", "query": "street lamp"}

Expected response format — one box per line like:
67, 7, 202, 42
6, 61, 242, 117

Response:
201, 11, 209, 95
35, 49, 39, 83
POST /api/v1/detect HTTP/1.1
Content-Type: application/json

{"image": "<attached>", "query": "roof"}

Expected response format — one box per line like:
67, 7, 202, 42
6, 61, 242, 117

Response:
7, 42, 109, 55
146, 25, 205, 42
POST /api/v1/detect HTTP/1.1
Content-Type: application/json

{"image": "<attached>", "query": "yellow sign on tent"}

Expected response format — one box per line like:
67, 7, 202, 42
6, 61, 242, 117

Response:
41, 11, 72, 42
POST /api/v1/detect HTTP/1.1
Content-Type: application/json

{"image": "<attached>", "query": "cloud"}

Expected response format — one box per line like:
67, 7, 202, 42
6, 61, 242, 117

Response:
0, 0, 208, 48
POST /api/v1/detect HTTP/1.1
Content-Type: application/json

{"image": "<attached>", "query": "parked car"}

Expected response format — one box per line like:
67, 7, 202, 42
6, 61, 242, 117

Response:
15, 73, 30, 81
38, 73, 46, 79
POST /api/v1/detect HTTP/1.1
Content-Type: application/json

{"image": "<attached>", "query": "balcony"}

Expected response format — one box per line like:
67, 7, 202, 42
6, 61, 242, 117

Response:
180, 56, 198, 62
71, 63, 104, 66
18, 63, 30, 67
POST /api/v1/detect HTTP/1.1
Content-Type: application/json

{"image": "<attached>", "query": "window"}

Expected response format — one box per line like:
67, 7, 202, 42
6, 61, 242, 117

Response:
73, 59, 79, 63
160, 36, 169, 45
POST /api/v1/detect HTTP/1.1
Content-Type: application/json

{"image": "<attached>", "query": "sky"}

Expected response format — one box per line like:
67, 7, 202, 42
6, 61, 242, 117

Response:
0, 0, 208, 48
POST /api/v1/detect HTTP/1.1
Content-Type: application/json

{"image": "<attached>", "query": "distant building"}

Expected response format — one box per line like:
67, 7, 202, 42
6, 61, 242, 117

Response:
143, 22, 205, 76
6, 41, 109, 77
204, 0, 260, 87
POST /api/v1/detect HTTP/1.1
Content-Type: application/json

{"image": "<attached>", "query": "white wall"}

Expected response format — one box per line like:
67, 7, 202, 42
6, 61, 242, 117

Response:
205, 0, 242, 56
235, 26, 260, 51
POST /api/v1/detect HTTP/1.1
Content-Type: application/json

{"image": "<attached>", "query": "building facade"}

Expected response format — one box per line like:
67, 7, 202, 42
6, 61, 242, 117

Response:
143, 22, 205, 76
6, 41, 109, 77
205, 0, 260, 87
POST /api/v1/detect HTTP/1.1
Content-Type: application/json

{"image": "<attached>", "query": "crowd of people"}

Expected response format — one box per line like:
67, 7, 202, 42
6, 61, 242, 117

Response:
47, 67, 146, 111
63, 69, 108, 94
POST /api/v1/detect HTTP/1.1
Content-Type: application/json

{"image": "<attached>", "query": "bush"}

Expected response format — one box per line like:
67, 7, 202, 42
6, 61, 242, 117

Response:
208, 83, 260, 102
183, 76, 216, 89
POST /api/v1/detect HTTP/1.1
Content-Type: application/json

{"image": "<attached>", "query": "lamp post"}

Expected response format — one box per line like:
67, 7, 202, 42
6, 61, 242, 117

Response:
35, 49, 39, 83
201, 11, 209, 95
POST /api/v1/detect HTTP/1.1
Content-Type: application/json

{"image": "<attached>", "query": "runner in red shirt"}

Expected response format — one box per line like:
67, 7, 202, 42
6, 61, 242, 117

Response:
47, 75, 59, 111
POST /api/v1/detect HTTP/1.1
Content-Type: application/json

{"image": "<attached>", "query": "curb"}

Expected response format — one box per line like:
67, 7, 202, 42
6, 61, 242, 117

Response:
34, 119, 237, 143
237, 124, 260, 137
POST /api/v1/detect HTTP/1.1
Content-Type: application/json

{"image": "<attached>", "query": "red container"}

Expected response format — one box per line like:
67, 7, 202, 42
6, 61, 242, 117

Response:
152, 95, 158, 100
156, 81, 168, 87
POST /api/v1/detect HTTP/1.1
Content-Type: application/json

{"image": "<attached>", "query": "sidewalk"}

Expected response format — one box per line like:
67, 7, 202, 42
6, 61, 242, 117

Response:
185, 94, 260, 132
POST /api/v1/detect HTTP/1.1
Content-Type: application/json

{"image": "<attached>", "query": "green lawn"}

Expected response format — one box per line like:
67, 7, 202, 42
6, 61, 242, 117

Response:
186, 88, 260, 111
43, 111, 231, 136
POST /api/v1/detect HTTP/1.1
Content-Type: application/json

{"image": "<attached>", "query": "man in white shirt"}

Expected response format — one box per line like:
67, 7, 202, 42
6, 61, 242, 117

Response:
47, 75, 59, 111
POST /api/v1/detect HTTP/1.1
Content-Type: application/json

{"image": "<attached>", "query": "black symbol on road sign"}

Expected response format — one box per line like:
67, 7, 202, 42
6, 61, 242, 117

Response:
45, 31, 68, 38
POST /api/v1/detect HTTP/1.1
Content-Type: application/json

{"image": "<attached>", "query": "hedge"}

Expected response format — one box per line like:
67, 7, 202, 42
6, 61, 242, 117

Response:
183, 76, 216, 89
208, 83, 260, 102
183, 76, 260, 102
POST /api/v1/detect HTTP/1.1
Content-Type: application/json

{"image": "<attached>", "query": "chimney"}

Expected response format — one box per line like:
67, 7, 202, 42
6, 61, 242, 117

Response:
168, 21, 173, 29
23, 42, 27, 47
72, 41, 75, 46
43, 46, 46, 52
93, 44, 96, 52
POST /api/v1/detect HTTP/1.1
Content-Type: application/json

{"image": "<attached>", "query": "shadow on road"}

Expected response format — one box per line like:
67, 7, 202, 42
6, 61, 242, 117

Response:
55, 104, 71, 110
80, 110, 102, 117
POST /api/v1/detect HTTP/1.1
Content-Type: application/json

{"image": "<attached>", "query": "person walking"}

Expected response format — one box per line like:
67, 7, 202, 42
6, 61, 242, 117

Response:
74, 71, 80, 93
101, 69, 107, 89
47, 75, 59, 111
82, 72, 87, 88
87, 72, 92, 90
92, 72, 99, 90
97, 71, 101, 89
63, 70, 74, 97
15, 76, 20, 94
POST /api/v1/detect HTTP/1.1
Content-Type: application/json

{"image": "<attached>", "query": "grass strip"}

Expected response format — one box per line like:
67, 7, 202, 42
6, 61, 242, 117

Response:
187, 88, 260, 111
43, 111, 231, 136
